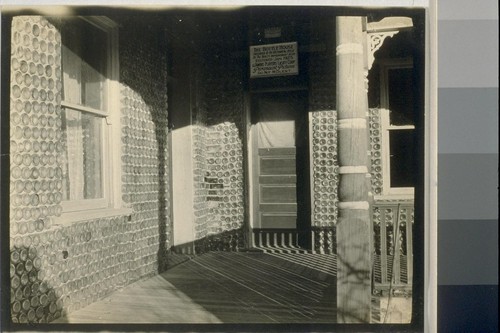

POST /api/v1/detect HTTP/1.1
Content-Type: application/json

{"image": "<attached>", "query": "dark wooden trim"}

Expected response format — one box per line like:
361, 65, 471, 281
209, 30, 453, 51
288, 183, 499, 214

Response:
242, 91, 254, 248
0, 13, 12, 331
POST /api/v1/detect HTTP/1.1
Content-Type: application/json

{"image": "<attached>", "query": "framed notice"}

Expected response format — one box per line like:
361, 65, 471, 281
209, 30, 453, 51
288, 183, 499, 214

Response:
250, 42, 298, 78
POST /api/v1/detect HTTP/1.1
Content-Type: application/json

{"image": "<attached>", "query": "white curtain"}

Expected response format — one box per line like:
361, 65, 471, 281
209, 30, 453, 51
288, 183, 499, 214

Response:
256, 98, 296, 148
62, 45, 82, 105
61, 23, 105, 201
64, 109, 85, 200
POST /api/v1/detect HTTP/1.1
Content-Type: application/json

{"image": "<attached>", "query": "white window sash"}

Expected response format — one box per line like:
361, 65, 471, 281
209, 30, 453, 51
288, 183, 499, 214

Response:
60, 16, 120, 215
61, 100, 110, 118
379, 58, 415, 198
61, 107, 111, 206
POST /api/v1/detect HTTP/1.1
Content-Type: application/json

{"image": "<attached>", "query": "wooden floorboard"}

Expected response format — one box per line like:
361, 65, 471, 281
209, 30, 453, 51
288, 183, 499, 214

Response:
54, 252, 338, 324
53, 251, 410, 324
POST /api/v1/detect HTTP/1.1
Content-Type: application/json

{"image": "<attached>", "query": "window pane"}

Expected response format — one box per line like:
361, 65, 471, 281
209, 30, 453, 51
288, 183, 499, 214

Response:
62, 19, 107, 110
388, 67, 414, 126
389, 129, 416, 188
62, 109, 104, 200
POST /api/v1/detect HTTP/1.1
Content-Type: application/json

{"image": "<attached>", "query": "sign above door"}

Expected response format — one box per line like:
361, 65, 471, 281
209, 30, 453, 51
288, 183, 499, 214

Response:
250, 42, 298, 78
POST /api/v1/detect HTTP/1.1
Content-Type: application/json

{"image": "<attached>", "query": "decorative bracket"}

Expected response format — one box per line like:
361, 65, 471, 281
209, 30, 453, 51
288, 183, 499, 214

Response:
367, 31, 399, 70
365, 17, 413, 70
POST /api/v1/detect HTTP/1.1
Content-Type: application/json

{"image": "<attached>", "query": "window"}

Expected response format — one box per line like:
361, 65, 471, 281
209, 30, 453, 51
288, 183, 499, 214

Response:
380, 59, 416, 197
60, 17, 121, 215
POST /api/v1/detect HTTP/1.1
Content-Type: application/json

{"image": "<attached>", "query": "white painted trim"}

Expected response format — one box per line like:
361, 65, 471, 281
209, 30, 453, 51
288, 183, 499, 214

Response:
374, 192, 415, 202
244, 92, 255, 247
171, 125, 196, 247
425, 2, 438, 332
249, 122, 260, 228
338, 118, 367, 129
379, 58, 416, 197
339, 166, 369, 174
61, 101, 109, 118
338, 201, 370, 210
387, 125, 415, 130
53, 207, 133, 225
336, 43, 364, 55
366, 17, 413, 33
384, 187, 415, 196
247, 111, 256, 231
107, 21, 123, 211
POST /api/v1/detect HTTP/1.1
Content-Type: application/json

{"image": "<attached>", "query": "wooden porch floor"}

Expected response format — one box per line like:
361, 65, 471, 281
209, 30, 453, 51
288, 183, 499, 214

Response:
54, 251, 412, 324
54, 252, 338, 324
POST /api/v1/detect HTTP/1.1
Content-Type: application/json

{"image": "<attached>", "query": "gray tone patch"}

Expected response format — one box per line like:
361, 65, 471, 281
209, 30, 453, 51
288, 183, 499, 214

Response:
439, 219, 498, 285
438, 88, 498, 154
438, 153, 498, 220
439, 20, 498, 88
439, 0, 499, 20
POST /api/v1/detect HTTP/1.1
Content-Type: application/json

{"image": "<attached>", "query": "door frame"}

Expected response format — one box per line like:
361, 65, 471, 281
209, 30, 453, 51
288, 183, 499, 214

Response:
244, 87, 310, 249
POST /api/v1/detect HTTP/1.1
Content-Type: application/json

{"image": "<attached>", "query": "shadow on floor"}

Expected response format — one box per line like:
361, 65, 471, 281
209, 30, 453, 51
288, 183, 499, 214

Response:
54, 252, 338, 324
160, 252, 338, 323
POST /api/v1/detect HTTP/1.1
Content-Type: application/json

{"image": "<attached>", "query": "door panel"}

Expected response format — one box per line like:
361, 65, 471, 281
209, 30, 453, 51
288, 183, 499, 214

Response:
259, 175, 297, 184
257, 147, 297, 228
252, 92, 307, 230
260, 203, 297, 213
261, 185, 297, 203
260, 214, 296, 229
260, 156, 296, 175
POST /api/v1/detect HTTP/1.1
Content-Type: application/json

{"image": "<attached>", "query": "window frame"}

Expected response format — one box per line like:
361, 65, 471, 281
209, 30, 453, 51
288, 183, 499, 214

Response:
379, 58, 415, 198
60, 105, 110, 212
58, 16, 126, 221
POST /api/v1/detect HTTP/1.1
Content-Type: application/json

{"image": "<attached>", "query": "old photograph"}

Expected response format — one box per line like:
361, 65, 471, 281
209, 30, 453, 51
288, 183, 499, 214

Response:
1, 4, 427, 329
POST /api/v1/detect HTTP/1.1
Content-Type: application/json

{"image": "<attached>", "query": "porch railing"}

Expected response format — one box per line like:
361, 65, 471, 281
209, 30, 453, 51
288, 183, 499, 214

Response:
252, 228, 300, 248
250, 201, 414, 294
372, 202, 414, 294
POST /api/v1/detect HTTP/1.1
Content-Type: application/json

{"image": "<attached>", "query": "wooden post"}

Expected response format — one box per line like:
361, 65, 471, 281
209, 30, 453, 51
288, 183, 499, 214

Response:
335, 16, 372, 323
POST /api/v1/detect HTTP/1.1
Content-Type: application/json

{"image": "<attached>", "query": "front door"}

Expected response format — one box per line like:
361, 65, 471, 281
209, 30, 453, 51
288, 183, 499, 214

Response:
251, 91, 308, 243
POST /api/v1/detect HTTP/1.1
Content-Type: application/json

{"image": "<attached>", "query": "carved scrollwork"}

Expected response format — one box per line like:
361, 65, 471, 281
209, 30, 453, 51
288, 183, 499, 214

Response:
367, 31, 398, 70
